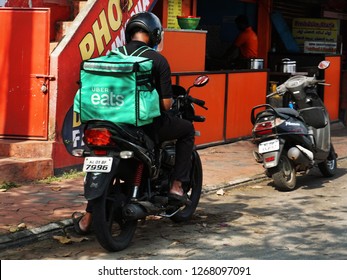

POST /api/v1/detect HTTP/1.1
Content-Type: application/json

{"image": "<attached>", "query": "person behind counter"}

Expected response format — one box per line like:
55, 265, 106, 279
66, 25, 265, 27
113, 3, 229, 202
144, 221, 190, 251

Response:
206, 15, 258, 70
232, 15, 258, 60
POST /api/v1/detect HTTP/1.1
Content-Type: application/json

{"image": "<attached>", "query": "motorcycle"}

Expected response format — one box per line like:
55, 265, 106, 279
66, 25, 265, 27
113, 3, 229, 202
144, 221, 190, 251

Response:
250, 61, 337, 191
71, 75, 209, 251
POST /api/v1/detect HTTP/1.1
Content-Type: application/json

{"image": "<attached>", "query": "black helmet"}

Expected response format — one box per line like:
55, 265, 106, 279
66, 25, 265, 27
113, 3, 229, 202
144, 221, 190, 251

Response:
125, 12, 163, 48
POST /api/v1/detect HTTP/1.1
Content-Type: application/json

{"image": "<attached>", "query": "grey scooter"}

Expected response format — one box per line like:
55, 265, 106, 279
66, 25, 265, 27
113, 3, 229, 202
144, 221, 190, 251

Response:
250, 61, 337, 191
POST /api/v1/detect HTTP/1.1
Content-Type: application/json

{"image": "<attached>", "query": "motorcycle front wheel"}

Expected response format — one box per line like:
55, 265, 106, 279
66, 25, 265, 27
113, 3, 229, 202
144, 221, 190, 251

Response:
171, 150, 203, 222
270, 154, 297, 191
92, 178, 137, 252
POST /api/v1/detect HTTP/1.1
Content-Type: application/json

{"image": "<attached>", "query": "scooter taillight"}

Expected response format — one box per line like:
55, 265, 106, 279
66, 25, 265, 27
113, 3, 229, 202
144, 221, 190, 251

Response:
84, 128, 115, 146
253, 121, 274, 135
253, 118, 285, 136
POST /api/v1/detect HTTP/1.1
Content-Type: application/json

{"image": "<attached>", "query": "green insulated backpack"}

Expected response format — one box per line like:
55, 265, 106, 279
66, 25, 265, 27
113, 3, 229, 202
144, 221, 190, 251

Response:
74, 46, 161, 126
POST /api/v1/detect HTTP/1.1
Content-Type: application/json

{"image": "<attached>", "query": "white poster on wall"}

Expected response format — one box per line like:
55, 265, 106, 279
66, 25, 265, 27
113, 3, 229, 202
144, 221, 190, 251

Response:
304, 41, 337, 54
292, 18, 340, 53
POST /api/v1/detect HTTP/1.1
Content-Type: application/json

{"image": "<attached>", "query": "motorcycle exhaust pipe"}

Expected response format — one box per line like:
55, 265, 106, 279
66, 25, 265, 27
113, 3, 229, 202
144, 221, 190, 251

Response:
288, 145, 314, 163
123, 204, 148, 220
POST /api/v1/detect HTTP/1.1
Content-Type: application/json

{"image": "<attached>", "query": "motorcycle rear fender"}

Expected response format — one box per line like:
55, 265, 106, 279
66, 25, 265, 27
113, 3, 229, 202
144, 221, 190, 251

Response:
84, 157, 120, 200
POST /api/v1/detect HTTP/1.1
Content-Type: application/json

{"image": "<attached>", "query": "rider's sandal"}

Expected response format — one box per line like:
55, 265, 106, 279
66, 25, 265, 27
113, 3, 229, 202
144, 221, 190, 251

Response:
71, 212, 91, 235
168, 193, 191, 206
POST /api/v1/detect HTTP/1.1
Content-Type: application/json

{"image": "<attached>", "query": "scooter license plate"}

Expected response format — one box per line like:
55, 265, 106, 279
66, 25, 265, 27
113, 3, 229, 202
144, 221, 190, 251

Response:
83, 157, 113, 173
259, 139, 279, 154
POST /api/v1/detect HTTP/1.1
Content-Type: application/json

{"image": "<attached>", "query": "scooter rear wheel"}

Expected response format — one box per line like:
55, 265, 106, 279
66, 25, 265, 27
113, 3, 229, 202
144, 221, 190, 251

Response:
318, 143, 337, 177
271, 154, 296, 191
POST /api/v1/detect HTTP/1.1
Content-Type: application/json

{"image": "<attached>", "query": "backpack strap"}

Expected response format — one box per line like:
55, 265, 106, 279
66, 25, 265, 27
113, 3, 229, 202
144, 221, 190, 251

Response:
112, 45, 152, 57
120, 46, 128, 55
130, 45, 152, 57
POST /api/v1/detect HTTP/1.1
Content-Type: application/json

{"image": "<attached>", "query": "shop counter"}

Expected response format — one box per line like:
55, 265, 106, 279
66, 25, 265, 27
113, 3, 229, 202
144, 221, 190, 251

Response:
172, 69, 268, 146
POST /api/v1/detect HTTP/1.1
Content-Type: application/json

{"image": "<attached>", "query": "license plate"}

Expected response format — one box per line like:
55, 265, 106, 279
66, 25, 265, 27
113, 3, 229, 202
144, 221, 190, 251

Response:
258, 139, 279, 153
83, 157, 113, 173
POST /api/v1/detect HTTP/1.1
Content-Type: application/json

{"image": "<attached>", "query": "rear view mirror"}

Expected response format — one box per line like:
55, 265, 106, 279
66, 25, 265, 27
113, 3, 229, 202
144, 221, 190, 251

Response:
318, 60, 330, 70
194, 75, 209, 87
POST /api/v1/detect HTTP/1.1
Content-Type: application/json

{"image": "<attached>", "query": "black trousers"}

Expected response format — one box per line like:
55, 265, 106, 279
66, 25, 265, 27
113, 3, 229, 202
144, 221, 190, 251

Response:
145, 111, 195, 183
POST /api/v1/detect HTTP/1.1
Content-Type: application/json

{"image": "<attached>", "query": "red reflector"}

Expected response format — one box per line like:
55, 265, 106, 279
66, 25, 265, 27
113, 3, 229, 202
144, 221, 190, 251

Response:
94, 150, 108, 156
256, 129, 273, 135
265, 156, 275, 162
84, 128, 114, 146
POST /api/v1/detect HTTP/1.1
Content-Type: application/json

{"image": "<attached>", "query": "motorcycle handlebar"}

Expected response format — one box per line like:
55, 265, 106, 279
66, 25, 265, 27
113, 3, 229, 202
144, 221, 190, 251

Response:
188, 96, 208, 110
314, 80, 331, 86
266, 77, 330, 98
266, 91, 279, 98
192, 115, 206, 122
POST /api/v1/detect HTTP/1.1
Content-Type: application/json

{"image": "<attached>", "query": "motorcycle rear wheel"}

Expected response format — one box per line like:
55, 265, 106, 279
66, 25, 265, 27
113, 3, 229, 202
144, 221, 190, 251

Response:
318, 143, 337, 177
92, 179, 137, 252
170, 151, 202, 222
271, 154, 297, 191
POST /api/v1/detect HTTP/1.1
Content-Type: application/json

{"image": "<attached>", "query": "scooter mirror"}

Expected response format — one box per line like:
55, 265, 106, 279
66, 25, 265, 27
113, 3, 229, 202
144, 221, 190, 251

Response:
318, 60, 330, 70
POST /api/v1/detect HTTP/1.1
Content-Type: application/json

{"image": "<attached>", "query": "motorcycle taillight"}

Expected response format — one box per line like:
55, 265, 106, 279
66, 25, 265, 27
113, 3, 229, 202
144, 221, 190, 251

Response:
84, 128, 115, 146
253, 120, 274, 135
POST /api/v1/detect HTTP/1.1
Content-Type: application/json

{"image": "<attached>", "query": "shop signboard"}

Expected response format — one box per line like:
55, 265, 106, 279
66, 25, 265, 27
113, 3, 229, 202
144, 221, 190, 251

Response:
167, 0, 182, 29
292, 18, 339, 53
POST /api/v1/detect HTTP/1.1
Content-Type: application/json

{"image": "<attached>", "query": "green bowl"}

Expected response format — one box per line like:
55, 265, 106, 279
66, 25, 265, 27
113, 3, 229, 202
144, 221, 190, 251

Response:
177, 16, 200, 30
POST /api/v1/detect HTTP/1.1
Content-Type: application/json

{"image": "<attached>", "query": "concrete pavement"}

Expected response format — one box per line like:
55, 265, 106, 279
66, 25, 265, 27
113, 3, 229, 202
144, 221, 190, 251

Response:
0, 122, 346, 250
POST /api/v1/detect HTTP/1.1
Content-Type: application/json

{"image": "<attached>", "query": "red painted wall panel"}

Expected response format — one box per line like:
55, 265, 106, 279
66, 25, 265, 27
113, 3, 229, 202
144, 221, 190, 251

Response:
174, 74, 226, 146
0, 8, 50, 139
225, 72, 267, 139
324, 56, 341, 121
4, 0, 71, 41
161, 29, 206, 72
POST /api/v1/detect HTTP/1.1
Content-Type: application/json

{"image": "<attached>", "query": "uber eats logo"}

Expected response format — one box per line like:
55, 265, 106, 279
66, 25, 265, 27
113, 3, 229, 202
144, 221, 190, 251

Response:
90, 87, 125, 109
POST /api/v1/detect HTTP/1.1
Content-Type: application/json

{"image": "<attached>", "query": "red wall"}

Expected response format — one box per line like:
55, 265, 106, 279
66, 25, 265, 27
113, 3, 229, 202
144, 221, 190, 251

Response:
173, 71, 268, 146
4, 0, 72, 41
0, 8, 50, 139
161, 29, 206, 72
225, 72, 267, 139
325, 56, 341, 121
174, 74, 226, 146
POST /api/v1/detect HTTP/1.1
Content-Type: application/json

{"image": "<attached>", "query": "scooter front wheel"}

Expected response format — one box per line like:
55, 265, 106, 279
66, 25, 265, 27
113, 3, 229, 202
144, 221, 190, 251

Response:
270, 154, 296, 191
318, 143, 337, 177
